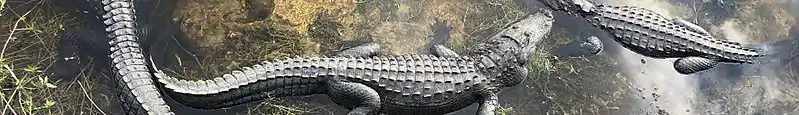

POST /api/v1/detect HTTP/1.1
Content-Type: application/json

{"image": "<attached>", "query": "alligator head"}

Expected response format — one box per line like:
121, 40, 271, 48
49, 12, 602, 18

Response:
472, 9, 555, 87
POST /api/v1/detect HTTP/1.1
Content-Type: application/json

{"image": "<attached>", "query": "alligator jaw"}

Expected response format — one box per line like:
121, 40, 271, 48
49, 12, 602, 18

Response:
473, 9, 554, 88
100, 0, 173, 114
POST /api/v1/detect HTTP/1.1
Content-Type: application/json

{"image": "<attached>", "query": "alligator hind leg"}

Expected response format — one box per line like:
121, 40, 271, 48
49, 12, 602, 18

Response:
476, 93, 500, 115
326, 81, 380, 115
674, 57, 719, 74
427, 19, 461, 57
553, 36, 603, 58
335, 42, 382, 57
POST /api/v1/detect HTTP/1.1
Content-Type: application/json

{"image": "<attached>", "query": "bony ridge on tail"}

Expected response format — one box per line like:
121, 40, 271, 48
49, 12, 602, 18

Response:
536, 0, 798, 74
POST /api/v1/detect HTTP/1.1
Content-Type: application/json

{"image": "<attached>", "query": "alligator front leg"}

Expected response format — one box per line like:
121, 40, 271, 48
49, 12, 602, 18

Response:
673, 57, 719, 74
326, 81, 381, 115
336, 42, 382, 57
476, 93, 500, 115
428, 19, 461, 58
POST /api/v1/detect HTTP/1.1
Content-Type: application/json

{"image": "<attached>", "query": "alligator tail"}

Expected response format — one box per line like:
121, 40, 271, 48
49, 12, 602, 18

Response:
535, 0, 597, 16
759, 37, 799, 65
100, 0, 173, 114
154, 57, 329, 109
746, 37, 799, 76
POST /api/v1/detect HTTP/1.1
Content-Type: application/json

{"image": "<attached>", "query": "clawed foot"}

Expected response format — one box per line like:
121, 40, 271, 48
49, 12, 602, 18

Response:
427, 19, 461, 57
553, 36, 603, 58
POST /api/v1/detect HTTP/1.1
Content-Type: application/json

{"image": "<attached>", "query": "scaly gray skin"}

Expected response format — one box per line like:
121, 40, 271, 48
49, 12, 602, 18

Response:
153, 9, 555, 115
55, 0, 178, 80
99, 0, 173, 114
56, 0, 175, 114
536, 0, 767, 74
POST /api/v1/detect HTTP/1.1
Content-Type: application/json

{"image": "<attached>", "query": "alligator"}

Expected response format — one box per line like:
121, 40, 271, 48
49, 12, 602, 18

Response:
151, 9, 555, 115
536, 0, 799, 74
56, 0, 176, 114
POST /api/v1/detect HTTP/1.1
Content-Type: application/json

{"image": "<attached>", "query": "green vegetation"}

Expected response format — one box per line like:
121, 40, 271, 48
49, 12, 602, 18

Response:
495, 106, 515, 115
1, 0, 109, 114
1, 0, 6, 16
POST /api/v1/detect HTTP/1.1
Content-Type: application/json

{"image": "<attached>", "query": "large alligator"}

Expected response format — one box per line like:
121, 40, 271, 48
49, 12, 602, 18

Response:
56, 0, 175, 114
100, 0, 174, 114
151, 9, 555, 115
536, 0, 799, 74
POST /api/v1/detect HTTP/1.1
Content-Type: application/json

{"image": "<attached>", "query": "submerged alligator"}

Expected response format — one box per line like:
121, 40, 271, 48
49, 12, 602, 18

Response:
56, 0, 176, 114
536, 0, 799, 74
151, 9, 555, 115
100, 0, 174, 114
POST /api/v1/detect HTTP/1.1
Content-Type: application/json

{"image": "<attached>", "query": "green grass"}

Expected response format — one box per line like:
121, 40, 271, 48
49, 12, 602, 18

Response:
495, 106, 515, 115
1, 0, 6, 17
0, 1, 57, 114
1, 0, 111, 114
